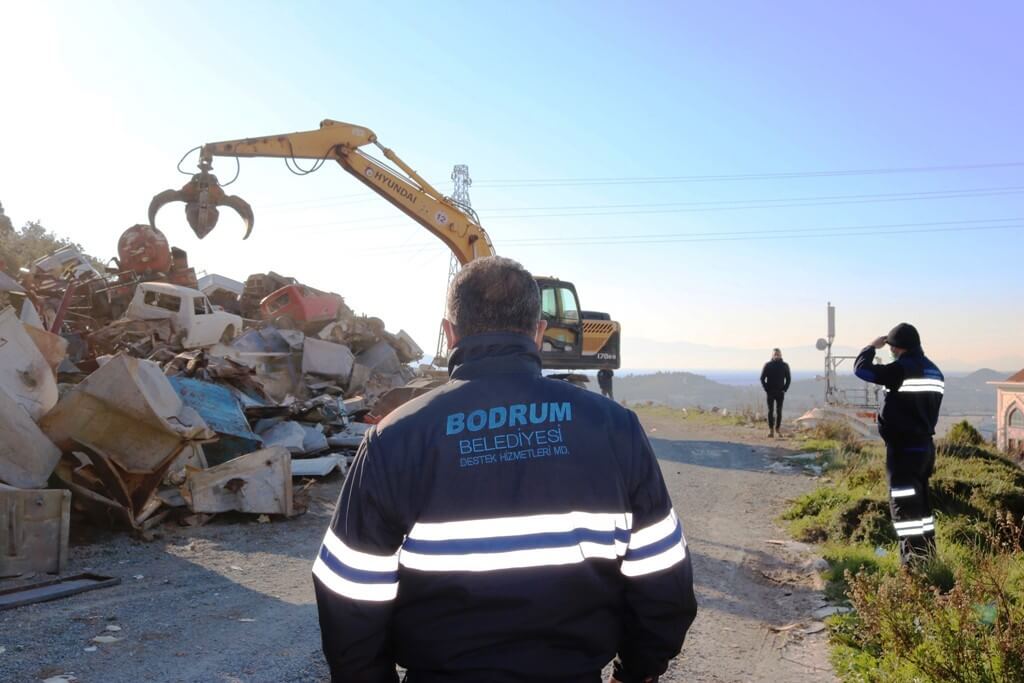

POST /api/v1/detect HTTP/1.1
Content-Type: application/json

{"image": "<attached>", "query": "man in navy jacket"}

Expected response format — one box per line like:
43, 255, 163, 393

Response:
313, 256, 697, 682
854, 323, 944, 564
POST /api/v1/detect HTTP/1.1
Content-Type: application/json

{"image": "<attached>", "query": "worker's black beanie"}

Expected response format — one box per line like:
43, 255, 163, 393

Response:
886, 322, 921, 350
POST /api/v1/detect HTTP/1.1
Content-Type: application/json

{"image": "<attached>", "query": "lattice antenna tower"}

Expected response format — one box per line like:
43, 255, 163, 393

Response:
434, 164, 473, 365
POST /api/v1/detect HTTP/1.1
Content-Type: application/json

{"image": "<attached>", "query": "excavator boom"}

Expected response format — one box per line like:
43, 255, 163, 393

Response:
151, 120, 495, 265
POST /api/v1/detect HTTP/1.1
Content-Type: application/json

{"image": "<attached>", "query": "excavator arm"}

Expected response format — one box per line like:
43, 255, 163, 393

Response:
150, 118, 621, 372
149, 119, 495, 265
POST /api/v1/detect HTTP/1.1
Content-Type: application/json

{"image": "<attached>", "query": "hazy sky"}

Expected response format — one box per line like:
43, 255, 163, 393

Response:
2, 1, 1022, 371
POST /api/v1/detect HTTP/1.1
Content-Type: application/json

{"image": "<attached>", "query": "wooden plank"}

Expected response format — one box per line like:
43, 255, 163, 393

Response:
0, 485, 71, 576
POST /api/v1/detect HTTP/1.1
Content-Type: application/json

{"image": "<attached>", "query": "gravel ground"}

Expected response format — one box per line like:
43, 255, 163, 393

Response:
640, 413, 837, 683
0, 412, 836, 682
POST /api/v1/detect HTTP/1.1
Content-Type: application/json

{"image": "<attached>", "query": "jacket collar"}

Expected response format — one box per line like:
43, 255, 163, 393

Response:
448, 333, 543, 381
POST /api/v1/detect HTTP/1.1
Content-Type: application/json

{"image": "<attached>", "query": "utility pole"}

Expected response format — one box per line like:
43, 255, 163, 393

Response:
433, 165, 473, 366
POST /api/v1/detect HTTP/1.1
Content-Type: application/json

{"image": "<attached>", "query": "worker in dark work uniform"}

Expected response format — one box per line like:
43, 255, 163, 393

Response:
760, 348, 791, 438
597, 368, 615, 400
854, 323, 943, 565
313, 256, 697, 683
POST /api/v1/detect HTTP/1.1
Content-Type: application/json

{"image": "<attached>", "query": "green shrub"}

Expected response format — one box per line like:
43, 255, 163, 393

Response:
946, 419, 984, 446
804, 420, 865, 453
784, 438, 1024, 681
836, 547, 1024, 682
821, 544, 900, 602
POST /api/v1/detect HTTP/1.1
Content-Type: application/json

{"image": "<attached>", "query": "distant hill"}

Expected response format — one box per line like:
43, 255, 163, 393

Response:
625, 338, 1024, 375
625, 338, 860, 373
609, 368, 1010, 417
610, 371, 763, 411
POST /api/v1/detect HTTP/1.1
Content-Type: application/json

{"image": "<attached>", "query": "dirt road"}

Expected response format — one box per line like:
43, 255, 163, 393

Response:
640, 412, 837, 682
0, 411, 836, 683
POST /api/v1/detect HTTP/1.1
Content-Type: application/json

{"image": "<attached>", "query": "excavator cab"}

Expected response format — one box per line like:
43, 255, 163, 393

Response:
536, 277, 620, 371
538, 277, 582, 365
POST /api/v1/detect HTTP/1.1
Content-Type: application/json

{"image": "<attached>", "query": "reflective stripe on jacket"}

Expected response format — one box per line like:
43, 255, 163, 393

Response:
854, 346, 944, 445
313, 333, 697, 683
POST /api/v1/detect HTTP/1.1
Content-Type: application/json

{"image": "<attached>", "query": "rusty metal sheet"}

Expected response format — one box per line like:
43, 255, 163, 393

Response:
184, 446, 292, 515
168, 376, 262, 466
0, 386, 62, 488
0, 306, 59, 421
0, 271, 25, 294
229, 327, 291, 354
301, 338, 354, 380
22, 324, 68, 376
40, 354, 213, 473
291, 454, 346, 477
355, 340, 402, 375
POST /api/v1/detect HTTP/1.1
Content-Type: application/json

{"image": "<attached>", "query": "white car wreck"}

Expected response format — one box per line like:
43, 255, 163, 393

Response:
126, 282, 242, 349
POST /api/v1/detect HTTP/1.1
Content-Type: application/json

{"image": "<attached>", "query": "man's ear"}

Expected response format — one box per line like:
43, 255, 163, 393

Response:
443, 319, 459, 349
533, 320, 548, 349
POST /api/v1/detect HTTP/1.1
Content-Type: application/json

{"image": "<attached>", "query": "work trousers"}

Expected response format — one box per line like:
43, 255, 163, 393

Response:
766, 392, 784, 429
885, 441, 936, 564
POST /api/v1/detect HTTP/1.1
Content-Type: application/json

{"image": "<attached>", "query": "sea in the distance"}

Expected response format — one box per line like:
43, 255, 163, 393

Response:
612, 368, 820, 386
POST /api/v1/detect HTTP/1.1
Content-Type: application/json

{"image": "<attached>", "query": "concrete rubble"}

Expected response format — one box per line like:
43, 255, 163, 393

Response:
0, 233, 440, 560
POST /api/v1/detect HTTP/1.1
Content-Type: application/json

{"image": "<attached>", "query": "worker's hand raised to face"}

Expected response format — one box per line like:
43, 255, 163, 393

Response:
871, 335, 888, 349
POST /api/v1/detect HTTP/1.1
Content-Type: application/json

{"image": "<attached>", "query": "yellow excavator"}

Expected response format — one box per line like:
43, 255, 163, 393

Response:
149, 119, 620, 373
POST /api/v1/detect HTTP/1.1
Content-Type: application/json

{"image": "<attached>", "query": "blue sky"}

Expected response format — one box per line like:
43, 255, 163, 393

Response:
2, 1, 1022, 370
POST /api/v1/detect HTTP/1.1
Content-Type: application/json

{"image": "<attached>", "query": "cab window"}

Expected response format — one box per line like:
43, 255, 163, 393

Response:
144, 290, 181, 312
194, 297, 210, 315
541, 287, 558, 320
266, 292, 290, 313
558, 287, 580, 323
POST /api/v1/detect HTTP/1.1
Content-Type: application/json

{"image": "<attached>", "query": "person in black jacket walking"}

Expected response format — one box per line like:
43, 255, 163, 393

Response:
760, 349, 791, 437
313, 256, 697, 683
854, 323, 943, 565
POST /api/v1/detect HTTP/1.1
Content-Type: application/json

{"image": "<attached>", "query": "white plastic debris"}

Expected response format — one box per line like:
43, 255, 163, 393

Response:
259, 421, 306, 453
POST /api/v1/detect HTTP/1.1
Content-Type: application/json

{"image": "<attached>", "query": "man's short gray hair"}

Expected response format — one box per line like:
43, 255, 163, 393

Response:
446, 256, 540, 338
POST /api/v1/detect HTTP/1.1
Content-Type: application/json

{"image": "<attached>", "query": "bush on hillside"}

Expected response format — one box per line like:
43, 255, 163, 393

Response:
785, 435, 1024, 682
784, 442, 1024, 549
805, 420, 863, 449
831, 516, 1024, 682
945, 419, 985, 447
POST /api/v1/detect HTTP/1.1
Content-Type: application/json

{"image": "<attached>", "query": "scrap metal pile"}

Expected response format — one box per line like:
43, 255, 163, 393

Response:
1, 225, 439, 575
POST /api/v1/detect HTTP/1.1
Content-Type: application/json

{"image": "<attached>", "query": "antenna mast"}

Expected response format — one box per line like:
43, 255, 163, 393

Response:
433, 164, 473, 365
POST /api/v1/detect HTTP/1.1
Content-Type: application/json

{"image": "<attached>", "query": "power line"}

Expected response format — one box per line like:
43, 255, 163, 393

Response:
503, 221, 1024, 246
339, 218, 1024, 255
483, 187, 1024, 220
499, 217, 1023, 244
480, 185, 1024, 214
472, 161, 1024, 187
281, 184, 1024, 232
230, 160, 1024, 207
